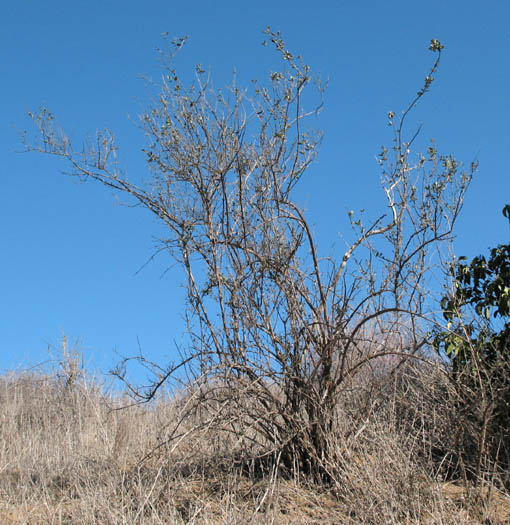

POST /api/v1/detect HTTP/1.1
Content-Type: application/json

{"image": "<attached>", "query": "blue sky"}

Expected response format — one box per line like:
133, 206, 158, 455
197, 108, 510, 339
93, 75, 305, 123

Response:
2, 1, 509, 379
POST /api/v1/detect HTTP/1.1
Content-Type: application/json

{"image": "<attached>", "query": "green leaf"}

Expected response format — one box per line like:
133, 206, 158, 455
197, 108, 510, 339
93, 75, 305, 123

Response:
503, 204, 510, 221
446, 342, 456, 357
485, 306, 491, 319
429, 39, 444, 52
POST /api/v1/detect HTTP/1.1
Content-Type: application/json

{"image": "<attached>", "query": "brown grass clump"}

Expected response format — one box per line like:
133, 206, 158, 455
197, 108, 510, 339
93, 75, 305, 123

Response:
0, 349, 509, 524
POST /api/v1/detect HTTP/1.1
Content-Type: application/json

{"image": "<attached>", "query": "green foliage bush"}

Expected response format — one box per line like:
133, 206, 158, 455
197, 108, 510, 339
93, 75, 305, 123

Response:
434, 205, 510, 483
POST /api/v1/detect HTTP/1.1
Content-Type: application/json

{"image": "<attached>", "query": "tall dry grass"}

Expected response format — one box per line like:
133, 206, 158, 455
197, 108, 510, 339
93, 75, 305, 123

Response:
0, 345, 509, 524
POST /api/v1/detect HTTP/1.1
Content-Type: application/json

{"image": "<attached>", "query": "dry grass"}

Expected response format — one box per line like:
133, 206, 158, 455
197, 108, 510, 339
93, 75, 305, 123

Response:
0, 353, 509, 524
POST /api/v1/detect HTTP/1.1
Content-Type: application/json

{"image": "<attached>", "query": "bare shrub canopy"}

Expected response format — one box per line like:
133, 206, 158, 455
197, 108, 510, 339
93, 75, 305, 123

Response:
24, 30, 475, 483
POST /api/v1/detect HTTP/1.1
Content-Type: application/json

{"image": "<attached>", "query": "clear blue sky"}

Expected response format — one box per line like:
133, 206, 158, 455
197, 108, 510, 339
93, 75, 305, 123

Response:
2, 1, 509, 379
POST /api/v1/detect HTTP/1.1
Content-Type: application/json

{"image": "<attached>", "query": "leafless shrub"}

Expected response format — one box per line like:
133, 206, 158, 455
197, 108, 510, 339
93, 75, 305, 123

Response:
23, 31, 476, 485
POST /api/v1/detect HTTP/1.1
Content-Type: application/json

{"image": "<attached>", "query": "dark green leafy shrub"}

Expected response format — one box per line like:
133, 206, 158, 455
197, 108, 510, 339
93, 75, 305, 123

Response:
434, 205, 510, 484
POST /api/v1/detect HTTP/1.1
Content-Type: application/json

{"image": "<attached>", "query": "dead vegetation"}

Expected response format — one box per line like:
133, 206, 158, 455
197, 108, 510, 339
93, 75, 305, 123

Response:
0, 347, 509, 525
17, 32, 510, 523
25, 32, 475, 489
